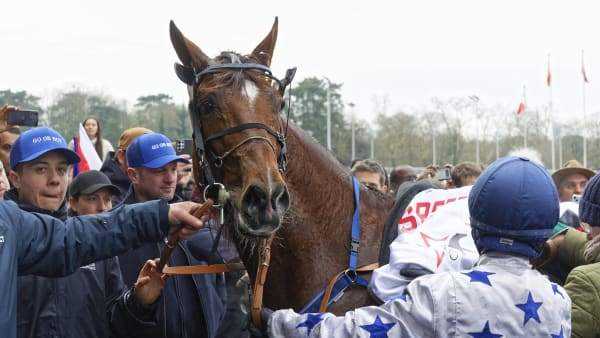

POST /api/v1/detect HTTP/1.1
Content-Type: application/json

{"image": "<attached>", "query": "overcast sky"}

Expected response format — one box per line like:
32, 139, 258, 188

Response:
2, 0, 598, 125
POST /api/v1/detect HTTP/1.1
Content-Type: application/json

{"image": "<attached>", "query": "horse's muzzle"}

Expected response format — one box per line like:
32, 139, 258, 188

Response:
240, 183, 289, 235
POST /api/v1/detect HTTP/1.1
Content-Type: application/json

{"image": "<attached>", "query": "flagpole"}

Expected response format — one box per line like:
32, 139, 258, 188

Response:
548, 53, 556, 171
469, 95, 480, 164
582, 50, 588, 168
432, 127, 437, 165
523, 85, 528, 148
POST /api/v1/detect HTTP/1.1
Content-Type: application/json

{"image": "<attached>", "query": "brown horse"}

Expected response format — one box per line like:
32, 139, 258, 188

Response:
169, 18, 394, 314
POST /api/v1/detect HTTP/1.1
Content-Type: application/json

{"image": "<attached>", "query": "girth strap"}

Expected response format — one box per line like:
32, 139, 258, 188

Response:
299, 176, 379, 314
318, 262, 379, 312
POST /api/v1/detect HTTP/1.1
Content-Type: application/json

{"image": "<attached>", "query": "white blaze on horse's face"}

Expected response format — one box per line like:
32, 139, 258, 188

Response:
242, 80, 259, 111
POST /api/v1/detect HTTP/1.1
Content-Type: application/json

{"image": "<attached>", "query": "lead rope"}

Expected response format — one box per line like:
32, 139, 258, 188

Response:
251, 235, 275, 330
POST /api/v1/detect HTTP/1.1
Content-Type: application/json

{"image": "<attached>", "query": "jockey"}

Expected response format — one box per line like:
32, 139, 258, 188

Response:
369, 184, 478, 303
257, 156, 571, 337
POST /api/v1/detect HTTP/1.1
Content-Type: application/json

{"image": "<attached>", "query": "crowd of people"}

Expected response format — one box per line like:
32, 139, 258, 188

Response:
0, 104, 237, 338
3, 101, 600, 337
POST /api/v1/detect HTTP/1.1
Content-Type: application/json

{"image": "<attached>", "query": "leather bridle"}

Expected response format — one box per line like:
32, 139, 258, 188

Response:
174, 62, 296, 186
169, 61, 296, 331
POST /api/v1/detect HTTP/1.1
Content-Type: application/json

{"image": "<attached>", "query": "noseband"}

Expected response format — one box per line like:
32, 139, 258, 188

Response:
175, 62, 296, 186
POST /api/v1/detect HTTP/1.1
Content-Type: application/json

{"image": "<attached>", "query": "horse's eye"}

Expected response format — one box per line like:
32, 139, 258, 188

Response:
198, 95, 217, 115
278, 99, 286, 113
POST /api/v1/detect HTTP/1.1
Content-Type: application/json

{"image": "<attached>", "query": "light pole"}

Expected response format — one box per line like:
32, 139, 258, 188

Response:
432, 125, 437, 165
468, 95, 480, 164
324, 77, 332, 151
349, 102, 356, 160
370, 127, 375, 159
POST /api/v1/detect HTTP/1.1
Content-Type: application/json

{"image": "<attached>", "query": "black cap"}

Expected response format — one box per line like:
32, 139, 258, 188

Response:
69, 170, 122, 198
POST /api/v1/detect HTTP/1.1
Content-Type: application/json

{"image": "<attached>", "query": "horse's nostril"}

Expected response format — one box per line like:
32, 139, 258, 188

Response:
241, 184, 289, 230
273, 185, 290, 211
242, 185, 266, 216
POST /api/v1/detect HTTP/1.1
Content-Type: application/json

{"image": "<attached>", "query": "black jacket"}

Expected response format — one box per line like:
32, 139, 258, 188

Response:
100, 151, 130, 204
117, 187, 227, 338
5, 190, 158, 338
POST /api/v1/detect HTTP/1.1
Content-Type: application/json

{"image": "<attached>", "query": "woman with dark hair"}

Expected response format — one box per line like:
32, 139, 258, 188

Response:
82, 116, 114, 160
69, 116, 114, 161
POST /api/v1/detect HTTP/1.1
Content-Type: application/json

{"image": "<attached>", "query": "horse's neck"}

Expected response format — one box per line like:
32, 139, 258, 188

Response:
248, 123, 394, 311
284, 124, 356, 224
281, 123, 393, 264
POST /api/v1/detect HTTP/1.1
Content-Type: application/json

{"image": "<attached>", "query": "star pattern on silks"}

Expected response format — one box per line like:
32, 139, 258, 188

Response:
359, 315, 395, 338
515, 291, 543, 325
551, 326, 565, 338
468, 321, 502, 338
551, 283, 564, 298
461, 270, 496, 286
296, 313, 326, 335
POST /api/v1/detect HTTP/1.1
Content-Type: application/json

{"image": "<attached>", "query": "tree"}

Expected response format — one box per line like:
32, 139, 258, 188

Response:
374, 111, 421, 167
47, 90, 129, 146
290, 78, 323, 140
289, 77, 350, 163
0, 89, 43, 124
0, 89, 41, 109
132, 94, 191, 141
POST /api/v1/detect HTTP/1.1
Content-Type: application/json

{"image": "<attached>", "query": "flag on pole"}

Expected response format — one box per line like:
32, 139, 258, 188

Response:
516, 102, 526, 115
72, 123, 102, 177
516, 85, 527, 115
582, 50, 589, 83
546, 54, 552, 87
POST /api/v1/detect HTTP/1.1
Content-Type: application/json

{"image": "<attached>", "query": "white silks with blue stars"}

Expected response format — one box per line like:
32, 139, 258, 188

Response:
267, 253, 571, 337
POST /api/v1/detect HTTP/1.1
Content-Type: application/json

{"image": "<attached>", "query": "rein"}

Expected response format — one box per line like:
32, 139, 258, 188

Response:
156, 184, 243, 274
251, 235, 275, 329
171, 61, 296, 331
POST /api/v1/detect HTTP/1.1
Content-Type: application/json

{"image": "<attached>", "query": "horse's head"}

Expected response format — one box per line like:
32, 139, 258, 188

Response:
170, 18, 295, 238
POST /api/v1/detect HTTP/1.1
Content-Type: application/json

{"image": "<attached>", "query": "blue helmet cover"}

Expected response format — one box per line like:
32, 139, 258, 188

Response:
468, 156, 559, 257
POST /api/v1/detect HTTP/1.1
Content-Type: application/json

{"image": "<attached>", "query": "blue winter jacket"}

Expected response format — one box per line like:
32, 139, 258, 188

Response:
0, 198, 170, 338
117, 187, 227, 338
3, 189, 158, 338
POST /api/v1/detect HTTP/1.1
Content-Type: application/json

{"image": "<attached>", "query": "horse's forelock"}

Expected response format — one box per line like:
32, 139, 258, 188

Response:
193, 51, 280, 109
217, 51, 253, 64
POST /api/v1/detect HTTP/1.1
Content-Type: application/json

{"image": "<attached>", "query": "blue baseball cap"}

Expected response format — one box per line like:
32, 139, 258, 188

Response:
127, 133, 190, 169
10, 127, 80, 170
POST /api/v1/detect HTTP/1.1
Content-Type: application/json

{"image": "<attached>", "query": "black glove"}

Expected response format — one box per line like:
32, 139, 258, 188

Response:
248, 307, 274, 338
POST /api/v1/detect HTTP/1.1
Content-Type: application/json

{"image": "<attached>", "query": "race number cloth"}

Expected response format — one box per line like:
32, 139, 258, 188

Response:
268, 253, 571, 337
370, 186, 479, 303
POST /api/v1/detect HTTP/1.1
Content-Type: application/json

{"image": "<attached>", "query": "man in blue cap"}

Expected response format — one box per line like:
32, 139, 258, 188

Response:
7, 127, 171, 337
255, 157, 571, 337
0, 126, 211, 338
118, 132, 226, 338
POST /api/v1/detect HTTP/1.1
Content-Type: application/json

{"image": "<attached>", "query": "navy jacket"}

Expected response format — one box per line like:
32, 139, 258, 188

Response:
0, 198, 170, 338
118, 187, 226, 338
5, 190, 157, 338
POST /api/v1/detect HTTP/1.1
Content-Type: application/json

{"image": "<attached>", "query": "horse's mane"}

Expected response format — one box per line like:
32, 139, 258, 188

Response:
283, 121, 393, 229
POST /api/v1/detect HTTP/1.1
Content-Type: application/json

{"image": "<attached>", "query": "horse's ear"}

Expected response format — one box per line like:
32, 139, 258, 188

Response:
250, 17, 278, 67
169, 20, 211, 71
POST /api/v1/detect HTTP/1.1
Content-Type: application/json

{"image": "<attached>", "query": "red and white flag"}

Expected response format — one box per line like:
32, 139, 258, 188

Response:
582, 50, 590, 83
516, 85, 527, 115
516, 102, 526, 115
72, 123, 102, 177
